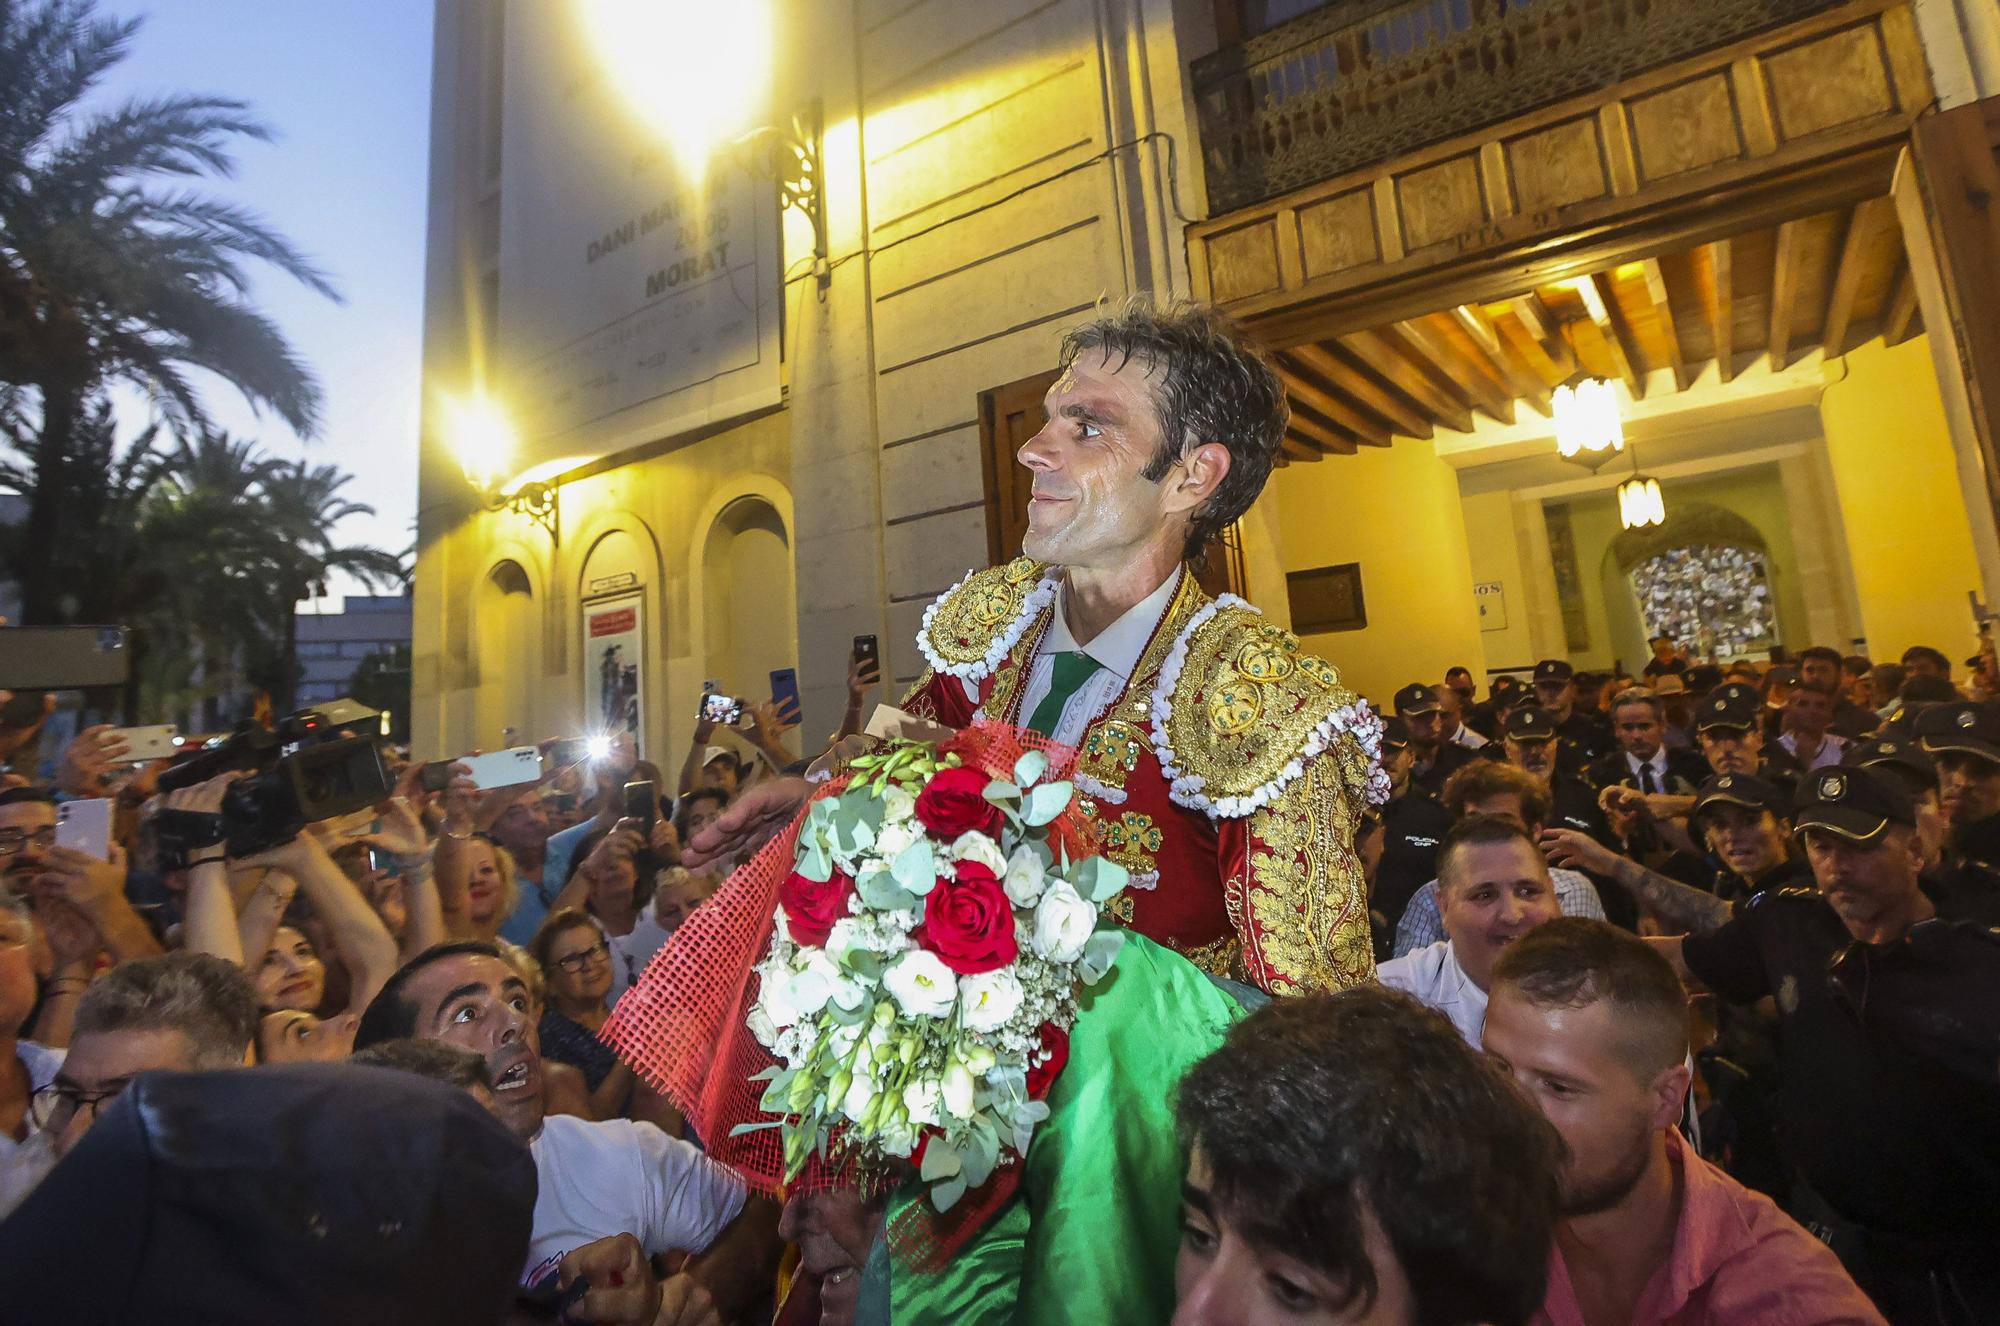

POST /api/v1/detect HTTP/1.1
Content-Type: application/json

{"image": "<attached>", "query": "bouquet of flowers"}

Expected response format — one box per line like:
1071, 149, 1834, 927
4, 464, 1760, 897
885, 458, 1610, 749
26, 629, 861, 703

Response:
739, 736, 1128, 1212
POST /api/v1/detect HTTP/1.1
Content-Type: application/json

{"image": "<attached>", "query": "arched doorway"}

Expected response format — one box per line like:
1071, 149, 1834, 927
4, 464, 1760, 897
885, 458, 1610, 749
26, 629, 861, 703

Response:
474, 559, 536, 747
1610, 506, 1778, 664
700, 498, 798, 709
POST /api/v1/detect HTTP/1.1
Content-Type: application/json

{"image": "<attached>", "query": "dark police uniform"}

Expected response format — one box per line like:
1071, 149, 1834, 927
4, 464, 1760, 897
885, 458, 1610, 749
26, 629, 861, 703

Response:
1915, 701, 2000, 929
1682, 767, 2000, 1320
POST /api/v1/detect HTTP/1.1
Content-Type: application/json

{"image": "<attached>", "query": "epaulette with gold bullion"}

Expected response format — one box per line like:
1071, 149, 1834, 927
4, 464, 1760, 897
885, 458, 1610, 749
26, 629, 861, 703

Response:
916, 557, 1057, 682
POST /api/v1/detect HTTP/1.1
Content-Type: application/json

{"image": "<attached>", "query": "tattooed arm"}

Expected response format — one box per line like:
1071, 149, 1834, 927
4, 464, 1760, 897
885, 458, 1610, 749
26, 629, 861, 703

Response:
1539, 828, 1732, 932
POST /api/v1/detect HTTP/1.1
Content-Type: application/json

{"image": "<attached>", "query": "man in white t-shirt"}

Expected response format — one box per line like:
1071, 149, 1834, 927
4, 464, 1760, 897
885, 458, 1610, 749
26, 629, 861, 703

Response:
355, 941, 779, 1310
1378, 816, 1561, 1047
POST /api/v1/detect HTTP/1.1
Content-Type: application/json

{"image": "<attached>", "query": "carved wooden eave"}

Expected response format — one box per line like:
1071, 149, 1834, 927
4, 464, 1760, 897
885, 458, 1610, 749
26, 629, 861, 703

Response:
1188, 0, 1933, 365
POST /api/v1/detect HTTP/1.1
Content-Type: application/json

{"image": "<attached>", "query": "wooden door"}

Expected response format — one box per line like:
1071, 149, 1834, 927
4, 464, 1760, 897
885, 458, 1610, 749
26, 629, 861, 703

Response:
976, 369, 1244, 598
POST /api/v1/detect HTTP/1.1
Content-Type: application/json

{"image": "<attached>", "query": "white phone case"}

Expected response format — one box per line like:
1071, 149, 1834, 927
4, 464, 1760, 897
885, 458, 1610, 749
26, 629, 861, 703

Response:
458, 746, 543, 790
55, 798, 113, 859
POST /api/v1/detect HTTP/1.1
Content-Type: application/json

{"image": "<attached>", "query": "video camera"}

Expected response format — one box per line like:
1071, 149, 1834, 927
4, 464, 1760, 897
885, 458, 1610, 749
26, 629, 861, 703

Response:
153, 699, 393, 866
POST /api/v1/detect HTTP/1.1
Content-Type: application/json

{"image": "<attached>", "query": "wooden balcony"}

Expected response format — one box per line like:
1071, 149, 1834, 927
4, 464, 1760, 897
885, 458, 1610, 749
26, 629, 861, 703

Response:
1195, 0, 1857, 215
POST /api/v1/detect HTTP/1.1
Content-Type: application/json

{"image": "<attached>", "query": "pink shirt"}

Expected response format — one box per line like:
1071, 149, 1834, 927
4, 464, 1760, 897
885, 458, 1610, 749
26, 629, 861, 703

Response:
1536, 1130, 1884, 1326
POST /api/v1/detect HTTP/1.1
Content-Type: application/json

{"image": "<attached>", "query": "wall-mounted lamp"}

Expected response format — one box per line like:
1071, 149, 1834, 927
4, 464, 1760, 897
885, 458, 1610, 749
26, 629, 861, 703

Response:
443, 391, 560, 544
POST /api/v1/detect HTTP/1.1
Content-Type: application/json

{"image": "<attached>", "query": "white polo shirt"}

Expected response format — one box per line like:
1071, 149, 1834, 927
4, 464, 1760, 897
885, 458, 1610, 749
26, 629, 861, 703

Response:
1376, 940, 1488, 1048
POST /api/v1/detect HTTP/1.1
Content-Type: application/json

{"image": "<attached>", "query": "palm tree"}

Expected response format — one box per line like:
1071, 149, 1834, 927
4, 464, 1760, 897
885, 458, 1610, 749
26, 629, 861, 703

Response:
0, 0, 339, 621
255, 460, 407, 709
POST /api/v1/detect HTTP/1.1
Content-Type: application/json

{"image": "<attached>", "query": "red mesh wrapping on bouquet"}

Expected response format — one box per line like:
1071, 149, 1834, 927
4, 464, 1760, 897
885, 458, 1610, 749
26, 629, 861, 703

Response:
601, 719, 1092, 1217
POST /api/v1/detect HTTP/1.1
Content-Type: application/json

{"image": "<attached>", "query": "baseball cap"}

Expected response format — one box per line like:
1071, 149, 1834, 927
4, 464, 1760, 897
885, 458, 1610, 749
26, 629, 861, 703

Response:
1915, 700, 2000, 764
1490, 675, 1524, 704
1380, 716, 1411, 750
1651, 674, 1687, 696
1793, 765, 1917, 841
1533, 659, 1575, 684
1393, 683, 1441, 716
1843, 734, 1939, 785
1686, 664, 1723, 693
1692, 773, 1787, 824
701, 744, 737, 769
1504, 707, 1557, 742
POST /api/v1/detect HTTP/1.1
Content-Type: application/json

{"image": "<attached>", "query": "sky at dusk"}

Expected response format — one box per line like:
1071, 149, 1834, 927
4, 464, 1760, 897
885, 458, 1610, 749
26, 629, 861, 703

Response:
94, 1, 436, 594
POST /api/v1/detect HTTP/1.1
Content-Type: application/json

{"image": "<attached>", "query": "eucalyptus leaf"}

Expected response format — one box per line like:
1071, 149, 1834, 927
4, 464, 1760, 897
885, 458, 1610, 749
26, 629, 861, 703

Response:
798, 838, 834, 884
919, 1141, 963, 1181
857, 867, 919, 913
961, 1128, 999, 1188
981, 780, 1020, 804
1069, 855, 1130, 904
929, 1174, 969, 1212
1079, 928, 1126, 984
1013, 749, 1048, 787
892, 837, 941, 896
728, 1119, 787, 1137
1020, 781, 1073, 826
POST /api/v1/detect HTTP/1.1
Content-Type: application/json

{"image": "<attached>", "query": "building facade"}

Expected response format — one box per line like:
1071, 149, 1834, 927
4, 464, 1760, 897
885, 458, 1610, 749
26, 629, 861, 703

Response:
295, 594, 412, 710
413, 0, 2000, 762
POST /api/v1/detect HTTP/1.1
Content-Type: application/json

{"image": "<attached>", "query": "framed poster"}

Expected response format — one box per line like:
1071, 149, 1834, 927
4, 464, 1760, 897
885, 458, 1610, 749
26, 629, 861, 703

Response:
583, 594, 645, 757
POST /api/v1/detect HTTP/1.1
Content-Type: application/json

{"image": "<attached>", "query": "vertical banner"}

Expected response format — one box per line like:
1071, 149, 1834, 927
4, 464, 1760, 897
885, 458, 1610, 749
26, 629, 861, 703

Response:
583, 595, 645, 757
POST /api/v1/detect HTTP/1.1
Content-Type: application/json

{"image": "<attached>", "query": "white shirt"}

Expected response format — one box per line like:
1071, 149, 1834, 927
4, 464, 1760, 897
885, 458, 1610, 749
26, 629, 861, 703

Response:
1448, 724, 1488, 750
1626, 748, 1671, 788
523, 1112, 747, 1286
0, 1041, 64, 1220
608, 908, 671, 1007
1017, 569, 1182, 747
1780, 731, 1848, 771
1376, 940, 1489, 1048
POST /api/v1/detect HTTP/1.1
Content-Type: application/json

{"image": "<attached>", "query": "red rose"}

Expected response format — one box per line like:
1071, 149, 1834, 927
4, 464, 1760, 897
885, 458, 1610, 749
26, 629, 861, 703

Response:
779, 868, 852, 947
917, 860, 1017, 974
914, 765, 1002, 840
1025, 1024, 1070, 1099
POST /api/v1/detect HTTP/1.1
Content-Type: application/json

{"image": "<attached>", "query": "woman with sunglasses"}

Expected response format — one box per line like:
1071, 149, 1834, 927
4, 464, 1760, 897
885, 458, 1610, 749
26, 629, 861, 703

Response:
528, 907, 634, 1121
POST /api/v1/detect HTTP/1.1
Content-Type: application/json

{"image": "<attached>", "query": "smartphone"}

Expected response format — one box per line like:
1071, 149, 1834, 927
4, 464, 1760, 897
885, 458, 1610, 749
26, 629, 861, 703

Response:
107, 724, 182, 763
622, 779, 657, 834
54, 798, 113, 860
0, 626, 131, 689
852, 634, 880, 677
700, 691, 744, 726
769, 667, 801, 724
0, 690, 49, 727
458, 746, 543, 790
366, 846, 392, 875
419, 761, 454, 794
544, 736, 589, 770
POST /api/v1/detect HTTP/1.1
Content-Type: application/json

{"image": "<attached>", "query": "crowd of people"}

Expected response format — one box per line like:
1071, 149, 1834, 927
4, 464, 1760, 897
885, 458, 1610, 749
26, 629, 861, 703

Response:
0, 625, 1991, 1323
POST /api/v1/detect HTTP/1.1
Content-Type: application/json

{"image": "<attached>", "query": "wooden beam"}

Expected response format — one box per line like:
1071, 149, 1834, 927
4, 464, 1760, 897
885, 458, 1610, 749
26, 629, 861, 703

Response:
1708, 237, 1735, 383
1384, 317, 1517, 425
1286, 405, 1360, 455
1510, 294, 1580, 379
1823, 195, 1895, 358
1882, 261, 1920, 345
1768, 218, 1805, 371
1278, 434, 1323, 464
1292, 342, 1434, 440
1340, 328, 1477, 433
1278, 357, 1393, 445
1453, 303, 1554, 416
1638, 258, 1692, 391
1588, 271, 1646, 400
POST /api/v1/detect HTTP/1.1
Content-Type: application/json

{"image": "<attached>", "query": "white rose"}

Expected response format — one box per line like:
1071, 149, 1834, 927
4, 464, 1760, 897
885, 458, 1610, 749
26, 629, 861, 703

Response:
1002, 845, 1047, 907
950, 830, 1008, 877
957, 968, 1024, 1033
883, 950, 958, 1019
881, 784, 917, 824
1031, 882, 1096, 964
787, 950, 846, 1017
942, 1060, 977, 1120
902, 1076, 942, 1127
756, 957, 803, 1026
841, 1069, 879, 1123
874, 820, 919, 863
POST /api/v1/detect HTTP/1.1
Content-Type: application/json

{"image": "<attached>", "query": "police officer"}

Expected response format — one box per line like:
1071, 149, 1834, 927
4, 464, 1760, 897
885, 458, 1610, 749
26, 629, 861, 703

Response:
1393, 682, 1473, 798
1658, 766, 2000, 1322
1693, 685, 1802, 792
1688, 773, 1809, 907
1531, 659, 1609, 770
1500, 705, 1633, 930
1914, 700, 2000, 927
1465, 674, 1524, 742
1370, 716, 1454, 962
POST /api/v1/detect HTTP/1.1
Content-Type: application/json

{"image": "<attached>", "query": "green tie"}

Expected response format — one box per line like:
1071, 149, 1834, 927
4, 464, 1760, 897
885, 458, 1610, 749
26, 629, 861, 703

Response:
1027, 650, 1100, 736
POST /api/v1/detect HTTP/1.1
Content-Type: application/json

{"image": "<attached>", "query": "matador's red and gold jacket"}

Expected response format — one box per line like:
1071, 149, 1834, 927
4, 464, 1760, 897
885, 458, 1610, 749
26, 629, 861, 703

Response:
900, 557, 1390, 996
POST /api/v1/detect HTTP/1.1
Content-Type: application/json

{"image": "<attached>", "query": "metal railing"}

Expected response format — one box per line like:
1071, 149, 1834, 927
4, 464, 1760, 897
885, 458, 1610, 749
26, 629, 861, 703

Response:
1193, 0, 1850, 214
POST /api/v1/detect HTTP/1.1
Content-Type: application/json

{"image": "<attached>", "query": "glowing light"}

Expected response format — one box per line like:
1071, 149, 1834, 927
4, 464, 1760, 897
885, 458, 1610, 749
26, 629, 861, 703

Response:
442, 391, 516, 493
585, 734, 613, 763
581, 0, 772, 166
1552, 379, 1625, 460
1619, 475, 1667, 530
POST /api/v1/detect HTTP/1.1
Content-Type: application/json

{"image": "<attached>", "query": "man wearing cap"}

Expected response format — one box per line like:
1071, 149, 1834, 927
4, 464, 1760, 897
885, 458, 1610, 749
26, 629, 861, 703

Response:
1499, 706, 1619, 856
1642, 634, 1688, 682
1650, 767, 2000, 1321
1532, 660, 1610, 770
1843, 735, 1945, 875
1914, 701, 2000, 927
1396, 682, 1474, 797
1694, 685, 1802, 792
1371, 716, 1455, 954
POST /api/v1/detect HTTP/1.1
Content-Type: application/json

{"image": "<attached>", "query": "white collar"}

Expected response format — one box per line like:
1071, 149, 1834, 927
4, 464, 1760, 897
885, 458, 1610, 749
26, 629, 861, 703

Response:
1627, 747, 1668, 775
1044, 567, 1181, 681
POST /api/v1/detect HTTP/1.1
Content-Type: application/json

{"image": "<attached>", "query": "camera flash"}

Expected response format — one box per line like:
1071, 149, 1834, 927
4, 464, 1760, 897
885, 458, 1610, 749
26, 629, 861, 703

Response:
585, 735, 613, 762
